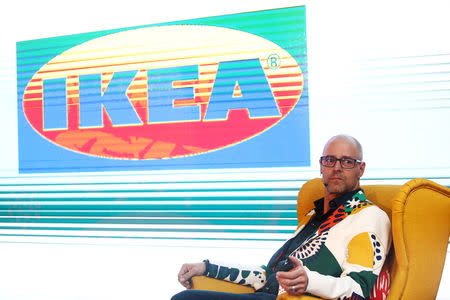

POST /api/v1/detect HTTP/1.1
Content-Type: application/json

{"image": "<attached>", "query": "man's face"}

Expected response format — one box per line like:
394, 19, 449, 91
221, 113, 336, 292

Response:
320, 138, 366, 197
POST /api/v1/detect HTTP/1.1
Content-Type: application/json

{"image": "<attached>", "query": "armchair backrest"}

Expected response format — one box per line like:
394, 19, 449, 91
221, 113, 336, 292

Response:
297, 178, 450, 300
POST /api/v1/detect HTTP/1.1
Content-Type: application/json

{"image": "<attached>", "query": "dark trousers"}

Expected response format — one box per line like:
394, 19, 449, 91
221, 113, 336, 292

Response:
171, 290, 277, 300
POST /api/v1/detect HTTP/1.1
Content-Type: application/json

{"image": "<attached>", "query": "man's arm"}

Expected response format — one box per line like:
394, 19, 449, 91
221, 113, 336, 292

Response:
177, 260, 267, 290
177, 262, 206, 289
280, 207, 391, 299
203, 260, 267, 290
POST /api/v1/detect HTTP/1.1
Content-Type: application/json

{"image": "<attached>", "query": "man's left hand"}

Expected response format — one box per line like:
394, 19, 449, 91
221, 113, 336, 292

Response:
276, 256, 308, 295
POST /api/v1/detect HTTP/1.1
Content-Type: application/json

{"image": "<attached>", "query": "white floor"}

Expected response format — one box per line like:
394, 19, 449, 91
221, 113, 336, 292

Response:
0, 237, 448, 300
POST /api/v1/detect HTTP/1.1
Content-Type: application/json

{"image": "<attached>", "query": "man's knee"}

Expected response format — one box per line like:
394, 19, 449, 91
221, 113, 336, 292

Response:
171, 290, 193, 300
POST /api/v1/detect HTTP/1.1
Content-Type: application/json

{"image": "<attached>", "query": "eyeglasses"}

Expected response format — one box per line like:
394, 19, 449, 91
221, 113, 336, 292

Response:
320, 155, 362, 169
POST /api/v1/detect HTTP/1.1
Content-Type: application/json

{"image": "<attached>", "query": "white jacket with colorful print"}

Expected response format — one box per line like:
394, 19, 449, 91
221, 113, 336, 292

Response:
204, 189, 392, 300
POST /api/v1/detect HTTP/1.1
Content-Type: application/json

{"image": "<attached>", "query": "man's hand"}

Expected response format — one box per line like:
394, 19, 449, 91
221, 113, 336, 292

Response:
276, 256, 308, 295
177, 262, 207, 289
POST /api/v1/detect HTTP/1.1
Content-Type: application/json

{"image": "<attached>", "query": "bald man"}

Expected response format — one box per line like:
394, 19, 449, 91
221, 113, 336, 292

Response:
173, 135, 391, 300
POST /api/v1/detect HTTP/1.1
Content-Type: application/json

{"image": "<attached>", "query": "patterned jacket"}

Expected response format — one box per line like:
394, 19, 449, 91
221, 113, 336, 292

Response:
204, 189, 392, 299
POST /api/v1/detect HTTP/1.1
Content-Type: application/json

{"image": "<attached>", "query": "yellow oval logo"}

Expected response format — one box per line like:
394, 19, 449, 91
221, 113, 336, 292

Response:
23, 25, 304, 159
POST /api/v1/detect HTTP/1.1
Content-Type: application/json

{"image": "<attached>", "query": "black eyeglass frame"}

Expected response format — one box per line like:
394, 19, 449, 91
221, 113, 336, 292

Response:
320, 155, 362, 169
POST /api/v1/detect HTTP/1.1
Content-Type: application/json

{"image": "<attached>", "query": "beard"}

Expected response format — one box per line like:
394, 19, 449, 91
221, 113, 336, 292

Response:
325, 180, 348, 194
323, 175, 359, 195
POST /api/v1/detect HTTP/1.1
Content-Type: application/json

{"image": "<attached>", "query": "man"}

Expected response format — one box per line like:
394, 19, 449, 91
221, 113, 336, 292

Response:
172, 135, 391, 300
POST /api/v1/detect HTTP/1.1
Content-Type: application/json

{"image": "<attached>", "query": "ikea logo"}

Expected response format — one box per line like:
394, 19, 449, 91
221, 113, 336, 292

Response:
22, 25, 304, 159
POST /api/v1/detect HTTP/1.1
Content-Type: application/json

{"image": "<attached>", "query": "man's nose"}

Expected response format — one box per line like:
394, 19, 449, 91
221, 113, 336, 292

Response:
332, 161, 343, 171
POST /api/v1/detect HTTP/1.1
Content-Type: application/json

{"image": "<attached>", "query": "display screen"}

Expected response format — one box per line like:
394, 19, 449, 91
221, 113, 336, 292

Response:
16, 6, 310, 173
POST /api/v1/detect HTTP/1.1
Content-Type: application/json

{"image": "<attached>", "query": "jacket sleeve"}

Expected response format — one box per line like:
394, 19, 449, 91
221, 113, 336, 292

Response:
204, 260, 267, 290
303, 207, 391, 299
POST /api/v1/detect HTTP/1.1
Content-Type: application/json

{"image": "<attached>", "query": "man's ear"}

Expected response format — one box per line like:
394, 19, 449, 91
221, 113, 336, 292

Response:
358, 162, 366, 178
319, 159, 323, 174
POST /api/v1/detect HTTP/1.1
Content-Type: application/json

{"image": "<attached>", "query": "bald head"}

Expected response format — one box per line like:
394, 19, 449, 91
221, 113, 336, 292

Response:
320, 134, 366, 201
323, 135, 363, 160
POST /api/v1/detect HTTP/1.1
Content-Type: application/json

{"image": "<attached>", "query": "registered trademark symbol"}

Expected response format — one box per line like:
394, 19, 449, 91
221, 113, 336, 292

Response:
267, 53, 281, 70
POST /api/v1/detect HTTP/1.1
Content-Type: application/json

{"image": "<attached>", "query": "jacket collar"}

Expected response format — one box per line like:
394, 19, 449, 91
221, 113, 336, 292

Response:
313, 188, 363, 217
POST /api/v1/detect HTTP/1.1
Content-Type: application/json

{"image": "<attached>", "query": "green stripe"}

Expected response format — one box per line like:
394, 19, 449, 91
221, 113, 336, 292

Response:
0, 195, 296, 201
0, 203, 295, 210
0, 188, 299, 194
0, 179, 303, 187
0, 234, 287, 242
0, 218, 297, 226
0, 209, 295, 216
0, 226, 294, 234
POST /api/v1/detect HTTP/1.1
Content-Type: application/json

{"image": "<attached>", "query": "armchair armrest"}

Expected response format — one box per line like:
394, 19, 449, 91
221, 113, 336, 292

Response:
191, 276, 255, 293
192, 276, 321, 299
277, 295, 320, 300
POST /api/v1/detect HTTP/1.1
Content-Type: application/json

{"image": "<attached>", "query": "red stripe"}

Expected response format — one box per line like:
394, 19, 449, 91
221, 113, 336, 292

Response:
24, 93, 43, 99
199, 71, 218, 76
267, 73, 301, 79
270, 81, 303, 88
277, 97, 299, 103
173, 80, 199, 87
25, 85, 42, 91
67, 82, 79, 87
128, 84, 147, 90
263, 64, 300, 70
127, 92, 147, 99
273, 90, 302, 97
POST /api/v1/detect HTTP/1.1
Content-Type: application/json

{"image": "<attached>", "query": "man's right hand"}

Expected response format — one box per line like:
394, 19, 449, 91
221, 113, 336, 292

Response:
177, 262, 207, 289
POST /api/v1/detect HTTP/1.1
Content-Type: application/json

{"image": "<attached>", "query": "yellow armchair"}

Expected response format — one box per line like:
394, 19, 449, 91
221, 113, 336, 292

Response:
192, 178, 450, 300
